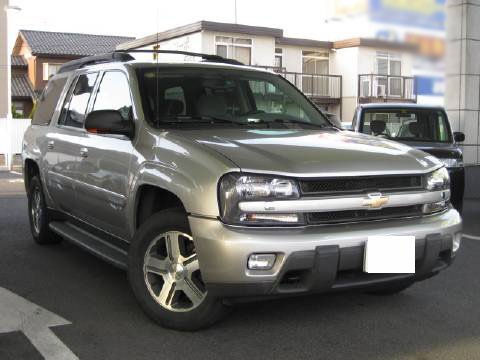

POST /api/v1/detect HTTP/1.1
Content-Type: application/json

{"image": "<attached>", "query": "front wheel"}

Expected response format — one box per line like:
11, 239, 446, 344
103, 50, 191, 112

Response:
128, 209, 228, 331
27, 176, 61, 245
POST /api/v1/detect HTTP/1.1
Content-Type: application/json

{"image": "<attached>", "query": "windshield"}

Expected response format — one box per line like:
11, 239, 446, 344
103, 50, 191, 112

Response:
360, 109, 452, 143
135, 66, 331, 129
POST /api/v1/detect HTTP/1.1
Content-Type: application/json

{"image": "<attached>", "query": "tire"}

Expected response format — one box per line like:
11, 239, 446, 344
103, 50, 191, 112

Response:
128, 209, 228, 331
366, 281, 414, 296
27, 176, 62, 245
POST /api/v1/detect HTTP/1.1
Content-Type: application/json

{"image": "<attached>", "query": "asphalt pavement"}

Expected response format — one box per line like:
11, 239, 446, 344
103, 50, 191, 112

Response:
1, 171, 480, 360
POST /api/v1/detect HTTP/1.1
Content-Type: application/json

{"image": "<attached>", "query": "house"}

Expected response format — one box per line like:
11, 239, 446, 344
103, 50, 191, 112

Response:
11, 54, 36, 117
333, 38, 417, 121
117, 20, 418, 120
11, 30, 134, 117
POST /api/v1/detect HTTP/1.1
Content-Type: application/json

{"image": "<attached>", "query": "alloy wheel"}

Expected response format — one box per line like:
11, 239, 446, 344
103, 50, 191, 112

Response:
31, 187, 43, 235
143, 231, 206, 312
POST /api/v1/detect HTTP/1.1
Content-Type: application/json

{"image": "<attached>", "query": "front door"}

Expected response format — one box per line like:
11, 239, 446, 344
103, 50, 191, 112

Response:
45, 72, 98, 214
74, 71, 135, 240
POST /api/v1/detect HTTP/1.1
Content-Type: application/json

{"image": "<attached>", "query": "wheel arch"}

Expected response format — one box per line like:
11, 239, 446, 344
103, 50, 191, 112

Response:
23, 158, 40, 191
134, 184, 187, 230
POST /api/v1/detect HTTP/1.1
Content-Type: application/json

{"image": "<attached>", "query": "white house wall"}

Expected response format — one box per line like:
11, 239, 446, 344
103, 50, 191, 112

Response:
138, 32, 203, 62
332, 47, 359, 122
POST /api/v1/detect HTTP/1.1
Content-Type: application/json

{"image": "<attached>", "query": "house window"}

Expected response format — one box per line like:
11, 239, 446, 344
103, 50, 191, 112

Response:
42, 63, 62, 81
375, 52, 402, 97
215, 36, 252, 65
302, 51, 329, 74
375, 52, 401, 76
301, 50, 329, 96
274, 48, 283, 69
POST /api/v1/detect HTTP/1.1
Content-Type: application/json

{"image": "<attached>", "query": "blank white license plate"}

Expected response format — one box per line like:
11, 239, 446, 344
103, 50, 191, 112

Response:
364, 236, 415, 274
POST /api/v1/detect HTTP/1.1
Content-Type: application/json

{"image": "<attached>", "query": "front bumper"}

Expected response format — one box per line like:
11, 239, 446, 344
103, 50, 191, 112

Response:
189, 208, 462, 298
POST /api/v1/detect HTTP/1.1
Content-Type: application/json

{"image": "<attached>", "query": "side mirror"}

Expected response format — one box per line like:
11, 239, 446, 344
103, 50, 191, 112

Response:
454, 132, 465, 143
85, 110, 134, 138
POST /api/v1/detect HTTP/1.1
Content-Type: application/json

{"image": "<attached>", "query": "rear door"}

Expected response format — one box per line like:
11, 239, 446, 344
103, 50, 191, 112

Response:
73, 70, 135, 239
44, 72, 98, 214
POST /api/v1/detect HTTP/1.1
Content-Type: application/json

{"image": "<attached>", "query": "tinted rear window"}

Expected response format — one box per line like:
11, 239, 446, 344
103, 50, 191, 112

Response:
32, 76, 68, 126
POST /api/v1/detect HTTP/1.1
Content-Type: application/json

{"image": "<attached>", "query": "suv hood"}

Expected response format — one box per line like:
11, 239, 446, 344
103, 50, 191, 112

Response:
176, 128, 442, 177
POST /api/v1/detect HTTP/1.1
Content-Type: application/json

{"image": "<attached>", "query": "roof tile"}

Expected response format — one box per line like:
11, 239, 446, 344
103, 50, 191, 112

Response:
20, 30, 135, 57
11, 74, 37, 99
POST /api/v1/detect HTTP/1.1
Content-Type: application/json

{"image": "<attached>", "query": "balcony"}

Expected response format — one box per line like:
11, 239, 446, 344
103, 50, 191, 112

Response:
358, 74, 417, 104
256, 66, 342, 105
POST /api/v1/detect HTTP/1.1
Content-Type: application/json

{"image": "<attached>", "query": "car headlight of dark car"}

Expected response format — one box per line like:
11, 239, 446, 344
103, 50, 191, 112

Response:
423, 167, 451, 214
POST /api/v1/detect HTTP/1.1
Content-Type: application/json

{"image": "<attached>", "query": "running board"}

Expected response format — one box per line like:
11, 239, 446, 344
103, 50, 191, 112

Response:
49, 221, 128, 270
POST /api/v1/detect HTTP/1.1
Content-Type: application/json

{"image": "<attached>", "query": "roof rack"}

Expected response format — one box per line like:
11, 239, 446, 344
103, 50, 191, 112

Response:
57, 49, 245, 74
57, 52, 135, 74
116, 49, 244, 66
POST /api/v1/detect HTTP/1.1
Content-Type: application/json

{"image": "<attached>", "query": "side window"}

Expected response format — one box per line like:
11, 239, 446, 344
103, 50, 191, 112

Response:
92, 71, 132, 121
32, 76, 68, 125
59, 73, 98, 128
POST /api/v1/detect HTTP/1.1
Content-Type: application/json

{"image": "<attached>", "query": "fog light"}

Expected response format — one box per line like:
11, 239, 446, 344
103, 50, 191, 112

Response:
422, 201, 447, 214
453, 233, 462, 253
248, 254, 276, 270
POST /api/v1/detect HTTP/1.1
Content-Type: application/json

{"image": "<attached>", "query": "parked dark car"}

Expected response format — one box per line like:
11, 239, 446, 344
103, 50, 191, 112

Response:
352, 103, 465, 212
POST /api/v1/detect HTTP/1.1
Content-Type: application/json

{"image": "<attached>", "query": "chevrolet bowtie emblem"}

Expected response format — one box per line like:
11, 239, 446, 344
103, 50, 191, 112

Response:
363, 192, 389, 209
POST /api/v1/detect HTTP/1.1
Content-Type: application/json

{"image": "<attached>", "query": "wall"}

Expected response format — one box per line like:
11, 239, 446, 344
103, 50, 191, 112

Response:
32, 56, 75, 91
446, 0, 480, 166
332, 47, 359, 122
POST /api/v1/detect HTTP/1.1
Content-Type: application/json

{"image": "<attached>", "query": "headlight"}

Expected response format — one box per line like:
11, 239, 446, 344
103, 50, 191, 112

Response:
439, 158, 463, 168
425, 167, 450, 191
218, 173, 304, 226
423, 167, 450, 214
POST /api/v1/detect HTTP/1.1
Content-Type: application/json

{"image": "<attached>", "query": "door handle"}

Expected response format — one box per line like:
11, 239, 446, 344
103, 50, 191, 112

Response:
79, 147, 89, 158
47, 140, 55, 150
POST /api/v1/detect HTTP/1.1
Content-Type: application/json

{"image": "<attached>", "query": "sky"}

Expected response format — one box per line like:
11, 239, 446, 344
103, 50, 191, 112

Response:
7, 0, 333, 49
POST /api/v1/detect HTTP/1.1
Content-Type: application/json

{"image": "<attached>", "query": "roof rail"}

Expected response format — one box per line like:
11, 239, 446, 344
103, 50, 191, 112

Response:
57, 49, 244, 74
57, 52, 135, 74
115, 49, 244, 66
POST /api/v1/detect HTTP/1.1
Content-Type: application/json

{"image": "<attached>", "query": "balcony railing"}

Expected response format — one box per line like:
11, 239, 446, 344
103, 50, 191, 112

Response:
256, 66, 342, 102
358, 74, 416, 103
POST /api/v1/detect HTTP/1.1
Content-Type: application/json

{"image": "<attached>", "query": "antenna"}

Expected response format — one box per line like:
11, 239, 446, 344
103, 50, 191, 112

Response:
234, 0, 238, 24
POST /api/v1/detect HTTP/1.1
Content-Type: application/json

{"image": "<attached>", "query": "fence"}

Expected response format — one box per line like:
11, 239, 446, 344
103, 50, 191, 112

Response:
0, 117, 31, 170
358, 74, 416, 103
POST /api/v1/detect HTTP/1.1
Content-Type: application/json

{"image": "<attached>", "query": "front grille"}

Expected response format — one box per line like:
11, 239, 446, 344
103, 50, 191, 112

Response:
299, 175, 423, 195
307, 205, 423, 225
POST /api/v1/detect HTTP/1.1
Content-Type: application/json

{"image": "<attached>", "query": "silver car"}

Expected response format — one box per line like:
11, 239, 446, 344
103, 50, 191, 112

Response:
22, 51, 462, 330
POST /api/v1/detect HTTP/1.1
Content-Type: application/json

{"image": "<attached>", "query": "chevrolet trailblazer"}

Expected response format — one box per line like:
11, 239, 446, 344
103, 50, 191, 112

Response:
22, 51, 462, 330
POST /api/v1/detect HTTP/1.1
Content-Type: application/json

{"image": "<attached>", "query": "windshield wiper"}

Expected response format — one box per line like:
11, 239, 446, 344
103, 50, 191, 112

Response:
270, 118, 332, 129
157, 115, 244, 125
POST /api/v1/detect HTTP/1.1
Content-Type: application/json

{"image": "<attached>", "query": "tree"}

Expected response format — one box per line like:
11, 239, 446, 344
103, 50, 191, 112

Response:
11, 104, 23, 119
